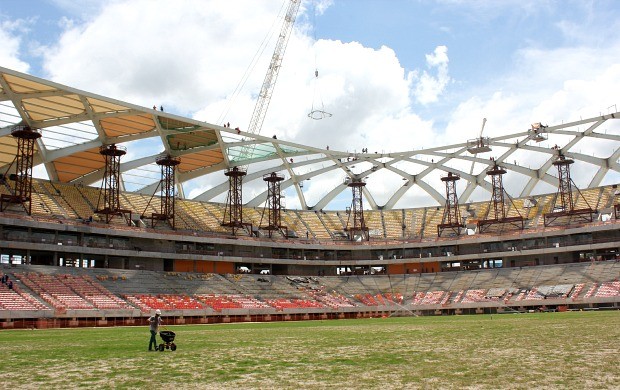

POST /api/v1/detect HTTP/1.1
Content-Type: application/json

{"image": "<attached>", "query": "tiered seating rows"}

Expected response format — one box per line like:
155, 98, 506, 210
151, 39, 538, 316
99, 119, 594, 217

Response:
15, 273, 133, 310
17, 273, 95, 310
125, 294, 205, 311
412, 290, 446, 305
265, 298, 325, 311
18, 177, 618, 239
305, 289, 357, 308
460, 289, 487, 303
297, 211, 330, 239
594, 281, 620, 297
195, 294, 269, 311
3, 262, 619, 313
0, 274, 48, 311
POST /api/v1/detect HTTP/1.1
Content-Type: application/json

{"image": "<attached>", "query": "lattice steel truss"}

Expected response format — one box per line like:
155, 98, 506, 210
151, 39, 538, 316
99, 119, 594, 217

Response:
544, 152, 594, 226
477, 160, 524, 233
142, 155, 180, 228
438, 172, 464, 237
260, 172, 287, 238
0, 125, 41, 215
222, 166, 252, 235
96, 144, 132, 225
345, 178, 368, 241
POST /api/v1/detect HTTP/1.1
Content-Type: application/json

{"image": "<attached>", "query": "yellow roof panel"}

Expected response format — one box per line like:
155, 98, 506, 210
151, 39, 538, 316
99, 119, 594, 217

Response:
22, 95, 85, 121
3, 74, 57, 93
178, 149, 224, 173
53, 148, 104, 182
0, 137, 17, 165
99, 115, 156, 137
87, 97, 130, 114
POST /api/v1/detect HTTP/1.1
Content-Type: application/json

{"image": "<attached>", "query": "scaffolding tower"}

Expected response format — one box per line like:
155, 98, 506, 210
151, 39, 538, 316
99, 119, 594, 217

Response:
141, 155, 180, 228
544, 152, 594, 226
96, 144, 132, 225
222, 166, 252, 235
437, 172, 464, 237
259, 172, 287, 238
0, 125, 41, 215
344, 177, 368, 241
477, 160, 524, 233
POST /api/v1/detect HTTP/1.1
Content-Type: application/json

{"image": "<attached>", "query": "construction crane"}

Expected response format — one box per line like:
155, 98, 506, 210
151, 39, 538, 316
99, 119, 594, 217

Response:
238, 0, 301, 163
222, 0, 301, 231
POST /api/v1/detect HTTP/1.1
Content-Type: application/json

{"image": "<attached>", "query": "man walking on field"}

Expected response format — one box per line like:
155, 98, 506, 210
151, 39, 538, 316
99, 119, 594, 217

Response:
148, 309, 162, 351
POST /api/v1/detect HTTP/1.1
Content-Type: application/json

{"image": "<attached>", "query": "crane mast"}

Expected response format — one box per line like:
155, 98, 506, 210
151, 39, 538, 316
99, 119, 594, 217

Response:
242, 0, 301, 157
223, 0, 300, 233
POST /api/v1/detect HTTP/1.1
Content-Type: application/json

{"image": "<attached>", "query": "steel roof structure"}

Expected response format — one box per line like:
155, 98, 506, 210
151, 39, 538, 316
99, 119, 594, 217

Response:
0, 66, 619, 211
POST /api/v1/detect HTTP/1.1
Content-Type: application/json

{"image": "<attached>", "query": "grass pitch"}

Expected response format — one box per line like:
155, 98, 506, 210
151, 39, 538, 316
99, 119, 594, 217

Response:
1, 311, 618, 389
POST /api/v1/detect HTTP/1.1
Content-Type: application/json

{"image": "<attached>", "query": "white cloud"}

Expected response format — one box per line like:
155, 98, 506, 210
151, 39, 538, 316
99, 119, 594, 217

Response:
441, 40, 620, 199
0, 20, 31, 73
49, 0, 107, 20
42, 0, 284, 113
446, 43, 620, 143
28, 0, 620, 207
412, 45, 451, 105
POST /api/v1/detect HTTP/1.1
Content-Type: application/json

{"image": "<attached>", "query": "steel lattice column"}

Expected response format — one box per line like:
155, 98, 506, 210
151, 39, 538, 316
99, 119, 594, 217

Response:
438, 172, 463, 237
488, 162, 507, 220
260, 172, 286, 238
554, 154, 575, 212
477, 161, 524, 233
222, 166, 247, 235
96, 144, 129, 224
156, 155, 180, 228
345, 178, 368, 241
544, 152, 593, 226
0, 126, 41, 215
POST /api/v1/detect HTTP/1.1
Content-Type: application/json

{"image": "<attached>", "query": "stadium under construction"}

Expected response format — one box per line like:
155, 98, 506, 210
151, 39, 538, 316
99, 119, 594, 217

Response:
0, 66, 618, 328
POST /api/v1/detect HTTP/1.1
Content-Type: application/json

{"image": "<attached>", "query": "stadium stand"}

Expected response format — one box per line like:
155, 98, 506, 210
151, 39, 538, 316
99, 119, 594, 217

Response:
0, 273, 48, 311
319, 211, 345, 239
297, 211, 330, 239
0, 260, 617, 328
1, 177, 616, 242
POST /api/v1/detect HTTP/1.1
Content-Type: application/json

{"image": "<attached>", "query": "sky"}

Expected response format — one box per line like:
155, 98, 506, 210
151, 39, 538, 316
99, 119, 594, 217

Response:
1, 0, 619, 210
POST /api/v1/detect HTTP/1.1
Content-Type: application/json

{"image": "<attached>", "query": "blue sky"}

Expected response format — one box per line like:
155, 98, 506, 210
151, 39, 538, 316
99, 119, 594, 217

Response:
3, 1, 618, 129
1, 0, 619, 208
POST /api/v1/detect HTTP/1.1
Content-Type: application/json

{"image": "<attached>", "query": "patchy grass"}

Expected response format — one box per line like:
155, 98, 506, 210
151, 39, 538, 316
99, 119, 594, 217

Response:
0, 311, 618, 389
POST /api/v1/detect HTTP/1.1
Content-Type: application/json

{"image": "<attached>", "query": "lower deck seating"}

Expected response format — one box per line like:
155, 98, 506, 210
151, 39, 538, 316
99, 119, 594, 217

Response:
125, 294, 205, 312
0, 277, 48, 311
195, 294, 269, 311
264, 298, 325, 311
17, 273, 95, 310
1, 261, 618, 315
594, 281, 620, 297
305, 289, 357, 308
412, 290, 447, 305
460, 289, 488, 303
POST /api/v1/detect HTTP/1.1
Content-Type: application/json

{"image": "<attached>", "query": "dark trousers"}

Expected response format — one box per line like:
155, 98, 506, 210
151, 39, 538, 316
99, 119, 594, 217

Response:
149, 330, 158, 350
